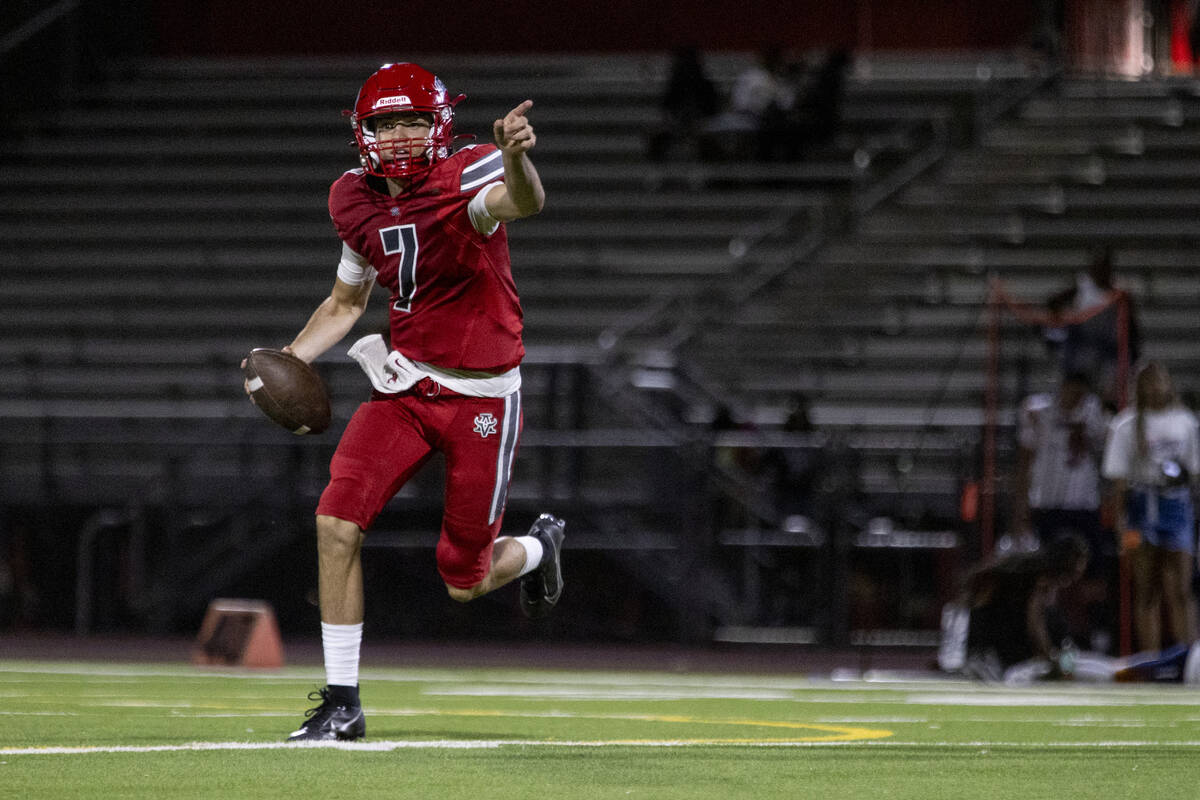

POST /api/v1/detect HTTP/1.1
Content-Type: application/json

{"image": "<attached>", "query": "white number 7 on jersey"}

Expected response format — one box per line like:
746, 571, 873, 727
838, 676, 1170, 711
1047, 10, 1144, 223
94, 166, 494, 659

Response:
379, 224, 419, 312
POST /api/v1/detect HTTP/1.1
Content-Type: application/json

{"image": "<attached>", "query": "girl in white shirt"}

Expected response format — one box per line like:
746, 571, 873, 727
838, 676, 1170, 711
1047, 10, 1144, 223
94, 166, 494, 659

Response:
1102, 361, 1200, 651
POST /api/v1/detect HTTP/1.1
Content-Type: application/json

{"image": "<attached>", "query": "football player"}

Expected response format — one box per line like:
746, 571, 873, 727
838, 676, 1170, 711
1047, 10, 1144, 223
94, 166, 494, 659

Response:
249, 62, 564, 742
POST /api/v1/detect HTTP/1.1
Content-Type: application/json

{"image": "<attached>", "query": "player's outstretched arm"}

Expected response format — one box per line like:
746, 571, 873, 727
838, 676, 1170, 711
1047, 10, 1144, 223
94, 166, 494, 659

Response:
287, 277, 373, 363
486, 99, 545, 222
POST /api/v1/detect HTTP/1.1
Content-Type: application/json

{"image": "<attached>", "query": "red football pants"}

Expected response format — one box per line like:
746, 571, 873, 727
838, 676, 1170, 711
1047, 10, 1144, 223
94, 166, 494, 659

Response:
316, 385, 522, 588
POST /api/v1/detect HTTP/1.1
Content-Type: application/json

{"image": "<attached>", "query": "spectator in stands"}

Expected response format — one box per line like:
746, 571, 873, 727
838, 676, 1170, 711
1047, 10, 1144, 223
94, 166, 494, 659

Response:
647, 45, 720, 162
779, 47, 852, 160
942, 533, 1090, 682
704, 45, 798, 161
1011, 372, 1113, 649
703, 45, 851, 163
711, 404, 759, 470
710, 404, 768, 531
941, 531, 1200, 684
1044, 246, 1141, 410
763, 393, 823, 520
1102, 361, 1200, 653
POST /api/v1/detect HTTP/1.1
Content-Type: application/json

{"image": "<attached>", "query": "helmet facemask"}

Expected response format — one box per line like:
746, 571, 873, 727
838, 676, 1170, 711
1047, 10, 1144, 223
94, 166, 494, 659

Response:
354, 104, 455, 179
350, 64, 461, 180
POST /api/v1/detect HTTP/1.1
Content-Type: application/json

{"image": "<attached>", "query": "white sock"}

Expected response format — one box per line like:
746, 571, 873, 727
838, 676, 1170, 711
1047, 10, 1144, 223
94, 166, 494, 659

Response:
510, 535, 544, 577
321, 621, 363, 687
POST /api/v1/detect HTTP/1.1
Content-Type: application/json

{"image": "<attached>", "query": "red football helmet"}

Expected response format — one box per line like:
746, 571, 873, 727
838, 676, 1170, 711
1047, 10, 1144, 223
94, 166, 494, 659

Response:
350, 63, 463, 179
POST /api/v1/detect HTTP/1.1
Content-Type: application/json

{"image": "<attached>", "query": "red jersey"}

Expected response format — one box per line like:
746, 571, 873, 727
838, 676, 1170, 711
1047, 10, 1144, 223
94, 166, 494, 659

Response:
328, 145, 524, 373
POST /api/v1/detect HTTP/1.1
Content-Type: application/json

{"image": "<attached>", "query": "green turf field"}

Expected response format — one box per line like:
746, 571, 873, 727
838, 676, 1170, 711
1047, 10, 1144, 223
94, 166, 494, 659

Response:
2, 659, 1200, 799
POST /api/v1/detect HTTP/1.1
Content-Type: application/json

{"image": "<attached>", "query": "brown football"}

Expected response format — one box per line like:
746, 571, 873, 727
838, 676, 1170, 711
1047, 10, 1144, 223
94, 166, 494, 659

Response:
242, 348, 331, 435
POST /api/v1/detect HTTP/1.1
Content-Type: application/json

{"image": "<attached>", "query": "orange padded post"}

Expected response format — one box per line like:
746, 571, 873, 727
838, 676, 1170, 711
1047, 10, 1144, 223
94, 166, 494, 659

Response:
192, 598, 285, 669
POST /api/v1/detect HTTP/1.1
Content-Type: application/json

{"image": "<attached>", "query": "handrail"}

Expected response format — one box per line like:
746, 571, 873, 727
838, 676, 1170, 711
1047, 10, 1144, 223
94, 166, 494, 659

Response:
851, 117, 950, 216
0, 0, 79, 57
594, 198, 828, 358
972, 62, 1060, 135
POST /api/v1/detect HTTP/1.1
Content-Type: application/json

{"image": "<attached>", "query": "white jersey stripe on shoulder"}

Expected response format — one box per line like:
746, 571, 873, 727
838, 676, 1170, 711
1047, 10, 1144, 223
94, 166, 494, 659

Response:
460, 148, 502, 179
460, 151, 504, 192
462, 166, 505, 193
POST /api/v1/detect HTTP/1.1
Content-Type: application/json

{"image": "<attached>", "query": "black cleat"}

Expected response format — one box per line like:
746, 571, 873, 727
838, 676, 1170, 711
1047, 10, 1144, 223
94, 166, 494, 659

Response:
286, 687, 365, 742
519, 513, 565, 619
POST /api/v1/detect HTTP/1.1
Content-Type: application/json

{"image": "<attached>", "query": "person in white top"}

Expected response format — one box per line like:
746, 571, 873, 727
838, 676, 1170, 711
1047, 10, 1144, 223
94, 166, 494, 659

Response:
1012, 372, 1112, 649
1014, 373, 1109, 534
1102, 361, 1200, 652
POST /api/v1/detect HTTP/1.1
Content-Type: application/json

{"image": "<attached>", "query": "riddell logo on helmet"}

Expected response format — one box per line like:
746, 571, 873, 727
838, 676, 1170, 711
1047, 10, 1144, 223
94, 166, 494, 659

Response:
374, 95, 413, 110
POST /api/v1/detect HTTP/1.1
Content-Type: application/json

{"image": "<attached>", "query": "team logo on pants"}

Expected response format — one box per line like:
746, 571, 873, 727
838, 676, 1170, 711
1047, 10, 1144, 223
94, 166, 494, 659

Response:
473, 412, 498, 438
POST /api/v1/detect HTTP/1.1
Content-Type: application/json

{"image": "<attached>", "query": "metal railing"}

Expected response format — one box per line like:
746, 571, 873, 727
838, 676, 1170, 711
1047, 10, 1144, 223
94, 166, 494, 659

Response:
0, 1, 82, 116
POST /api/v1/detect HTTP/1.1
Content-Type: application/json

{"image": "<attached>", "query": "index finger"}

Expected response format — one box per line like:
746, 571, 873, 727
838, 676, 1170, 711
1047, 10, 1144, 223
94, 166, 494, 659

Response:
506, 99, 533, 121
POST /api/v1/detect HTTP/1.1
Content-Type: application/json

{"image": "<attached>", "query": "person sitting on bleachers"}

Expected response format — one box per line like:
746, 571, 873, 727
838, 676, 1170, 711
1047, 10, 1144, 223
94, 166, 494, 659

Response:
702, 46, 851, 163
780, 47, 852, 160
702, 45, 798, 161
647, 45, 720, 162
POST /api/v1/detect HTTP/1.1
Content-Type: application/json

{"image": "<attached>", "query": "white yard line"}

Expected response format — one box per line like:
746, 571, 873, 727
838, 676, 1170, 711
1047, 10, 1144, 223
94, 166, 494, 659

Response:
5, 662, 1200, 702
7, 738, 1200, 757
422, 685, 796, 700
904, 692, 1200, 706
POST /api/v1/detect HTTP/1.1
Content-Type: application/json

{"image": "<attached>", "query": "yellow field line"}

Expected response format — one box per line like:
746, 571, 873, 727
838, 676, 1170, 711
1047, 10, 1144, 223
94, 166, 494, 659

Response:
389, 708, 893, 742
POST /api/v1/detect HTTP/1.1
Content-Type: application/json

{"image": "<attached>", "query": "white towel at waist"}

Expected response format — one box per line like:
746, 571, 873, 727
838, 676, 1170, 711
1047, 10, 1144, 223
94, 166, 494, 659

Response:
347, 334, 521, 398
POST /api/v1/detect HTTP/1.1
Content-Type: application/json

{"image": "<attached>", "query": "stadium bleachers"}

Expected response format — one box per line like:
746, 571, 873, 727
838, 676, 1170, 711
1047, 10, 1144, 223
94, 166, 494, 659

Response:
0, 50, 963, 499
680, 72, 1200, 543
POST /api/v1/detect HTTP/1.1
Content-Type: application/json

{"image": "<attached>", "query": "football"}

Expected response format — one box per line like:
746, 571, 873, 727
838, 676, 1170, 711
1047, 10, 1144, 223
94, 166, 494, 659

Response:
242, 348, 331, 435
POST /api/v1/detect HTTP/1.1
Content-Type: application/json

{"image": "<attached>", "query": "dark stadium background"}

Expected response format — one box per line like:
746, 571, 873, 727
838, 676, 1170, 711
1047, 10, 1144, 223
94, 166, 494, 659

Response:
3, 1, 1189, 668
